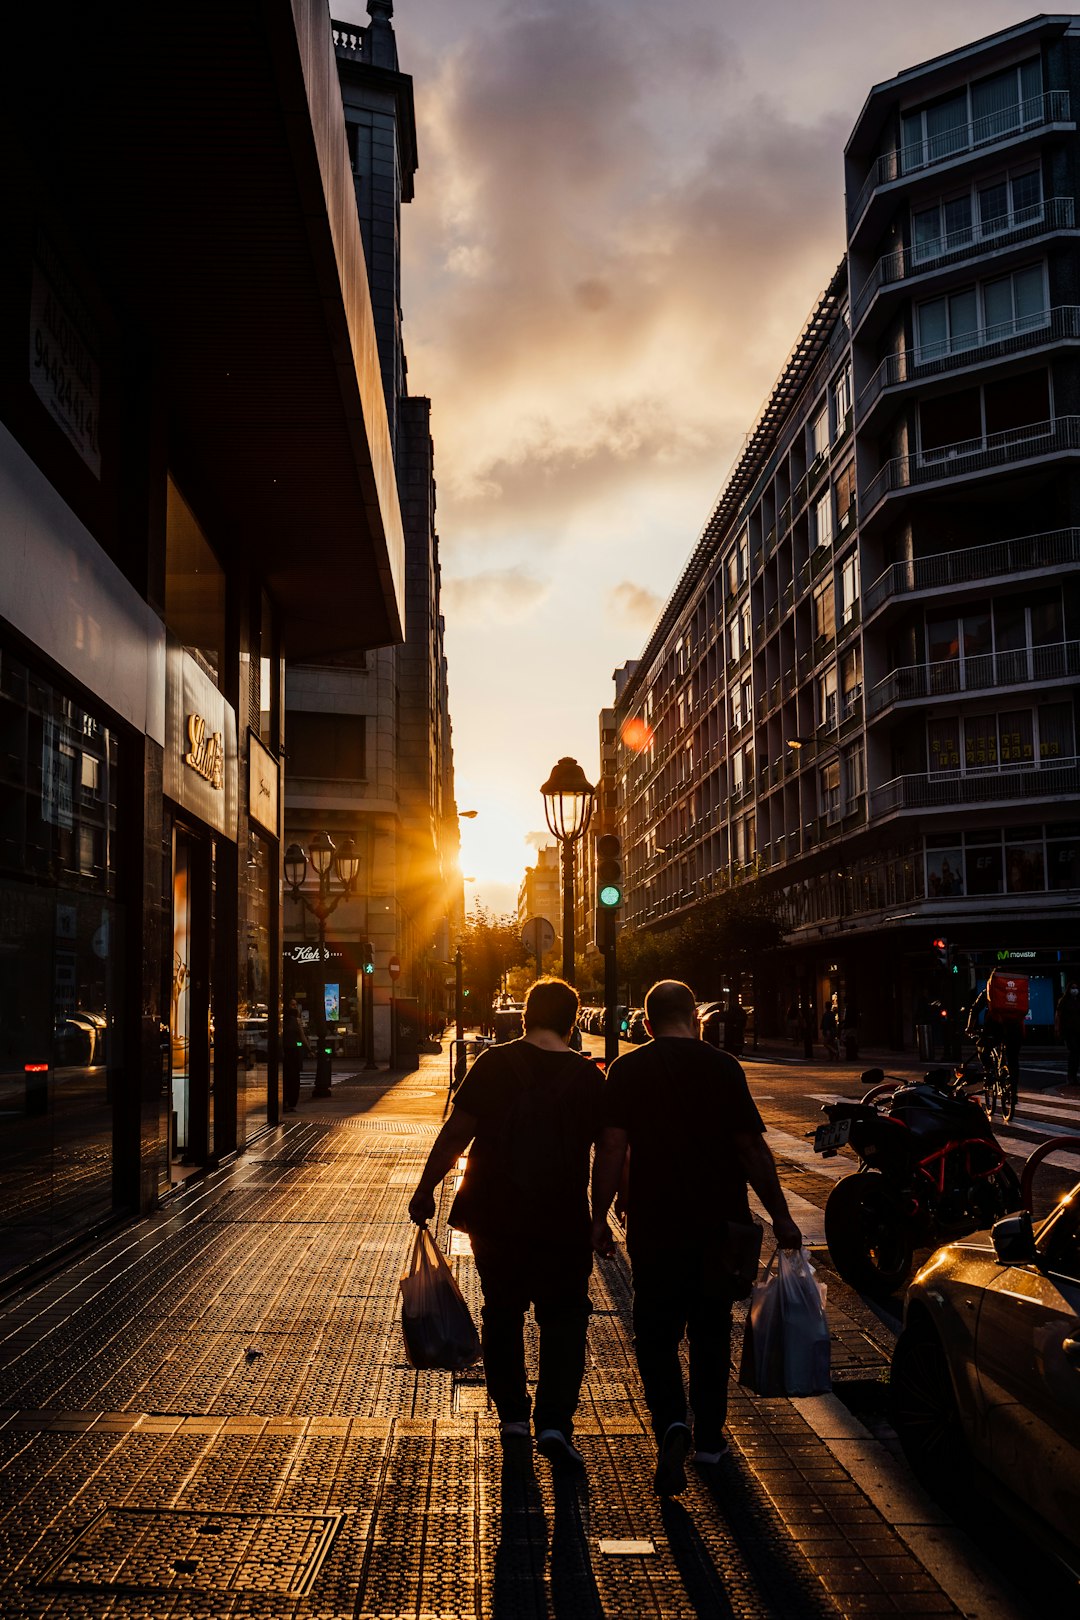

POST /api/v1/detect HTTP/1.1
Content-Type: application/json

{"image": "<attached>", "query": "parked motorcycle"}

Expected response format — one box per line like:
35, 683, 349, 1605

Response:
814, 1066, 1021, 1295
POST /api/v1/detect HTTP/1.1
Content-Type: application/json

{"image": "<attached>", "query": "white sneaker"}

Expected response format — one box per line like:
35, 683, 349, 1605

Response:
692, 1442, 731, 1465
499, 1420, 531, 1441
536, 1428, 585, 1467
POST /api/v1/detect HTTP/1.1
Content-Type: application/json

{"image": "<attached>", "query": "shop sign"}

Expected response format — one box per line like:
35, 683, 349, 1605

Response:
164, 640, 238, 840
185, 714, 224, 789
285, 944, 340, 965
248, 733, 279, 837
29, 241, 102, 478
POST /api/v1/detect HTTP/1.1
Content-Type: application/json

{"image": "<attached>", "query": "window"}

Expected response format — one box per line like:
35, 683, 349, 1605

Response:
928, 717, 961, 773
928, 706, 1070, 776
911, 167, 1043, 263
819, 759, 841, 819
741, 604, 752, 657
818, 665, 838, 730
812, 579, 835, 640
841, 647, 861, 716
286, 711, 366, 780
809, 406, 829, 461
918, 368, 1051, 456
927, 848, 963, 896
901, 59, 1042, 173
814, 489, 833, 548
843, 742, 865, 807
165, 478, 226, 687
833, 368, 852, 432
835, 461, 856, 528
841, 555, 859, 624
729, 619, 741, 662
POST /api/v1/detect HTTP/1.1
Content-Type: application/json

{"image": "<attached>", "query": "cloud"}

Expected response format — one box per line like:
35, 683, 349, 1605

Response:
440, 568, 550, 623
609, 580, 664, 631
524, 830, 556, 853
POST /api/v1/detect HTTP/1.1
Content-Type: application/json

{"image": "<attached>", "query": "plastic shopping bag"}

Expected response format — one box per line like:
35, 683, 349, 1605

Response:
738, 1248, 831, 1397
399, 1225, 482, 1371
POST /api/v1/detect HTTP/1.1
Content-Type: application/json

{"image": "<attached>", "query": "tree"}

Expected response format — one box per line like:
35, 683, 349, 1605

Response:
457, 903, 527, 1027
618, 883, 783, 1003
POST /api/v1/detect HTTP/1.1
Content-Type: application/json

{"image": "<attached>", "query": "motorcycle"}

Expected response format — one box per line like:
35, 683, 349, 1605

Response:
813, 1066, 1022, 1295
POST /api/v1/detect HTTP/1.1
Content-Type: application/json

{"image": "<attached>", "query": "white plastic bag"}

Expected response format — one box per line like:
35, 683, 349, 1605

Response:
738, 1248, 831, 1396
399, 1226, 481, 1371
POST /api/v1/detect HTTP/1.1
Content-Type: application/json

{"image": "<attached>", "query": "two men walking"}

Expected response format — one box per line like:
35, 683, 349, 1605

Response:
409, 976, 799, 1492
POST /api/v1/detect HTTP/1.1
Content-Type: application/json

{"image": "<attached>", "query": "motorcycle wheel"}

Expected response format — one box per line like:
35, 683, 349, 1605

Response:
824, 1173, 914, 1296
890, 1320, 972, 1501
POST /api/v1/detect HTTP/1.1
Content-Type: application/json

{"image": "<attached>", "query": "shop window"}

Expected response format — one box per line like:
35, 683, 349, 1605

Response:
1048, 836, 1080, 889
965, 843, 1003, 894
927, 847, 963, 896
1006, 841, 1045, 893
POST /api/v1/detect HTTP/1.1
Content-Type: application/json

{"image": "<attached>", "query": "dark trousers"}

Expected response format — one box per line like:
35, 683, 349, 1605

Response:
283, 1053, 302, 1110
631, 1247, 733, 1451
470, 1233, 592, 1437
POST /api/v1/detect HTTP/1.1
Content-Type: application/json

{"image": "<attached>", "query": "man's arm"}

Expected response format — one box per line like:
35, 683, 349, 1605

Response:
735, 1131, 801, 1250
407, 1109, 478, 1225
590, 1125, 629, 1257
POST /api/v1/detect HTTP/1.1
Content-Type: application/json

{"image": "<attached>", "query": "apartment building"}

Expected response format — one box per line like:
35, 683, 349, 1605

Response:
284, 6, 460, 1058
614, 15, 1080, 1049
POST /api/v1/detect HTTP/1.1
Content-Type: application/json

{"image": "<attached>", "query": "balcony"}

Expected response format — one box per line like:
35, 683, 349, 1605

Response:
864, 528, 1080, 617
852, 197, 1075, 329
870, 756, 1080, 816
847, 89, 1072, 234
858, 306, 1080, 418
861, 416, 1080, 520
867, 640, 1080, 719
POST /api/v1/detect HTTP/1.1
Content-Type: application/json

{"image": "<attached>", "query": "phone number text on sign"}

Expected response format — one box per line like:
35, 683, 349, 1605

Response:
29, 262, 102, 478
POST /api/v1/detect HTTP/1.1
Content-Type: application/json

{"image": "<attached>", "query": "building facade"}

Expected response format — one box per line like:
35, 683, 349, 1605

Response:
614, 16, 1080, 1049
0, 2, 405, 1281
283, 6, 460, 1060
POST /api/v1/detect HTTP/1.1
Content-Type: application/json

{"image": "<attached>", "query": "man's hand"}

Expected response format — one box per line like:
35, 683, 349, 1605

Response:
408, 1189, 435, 1226
591, 1216, 616, 1259
773, 1215, 802, 1250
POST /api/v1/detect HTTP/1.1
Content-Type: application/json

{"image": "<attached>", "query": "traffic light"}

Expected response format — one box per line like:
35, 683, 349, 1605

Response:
361, 940, 375, 975
594, 834, 622, 952
931, 936, 949, 967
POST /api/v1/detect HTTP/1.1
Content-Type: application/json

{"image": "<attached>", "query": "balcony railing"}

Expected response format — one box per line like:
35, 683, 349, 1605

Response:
867, 639, 1080, 718
870, 756, 1080, 816
864, 528, 1080, 615
847, 89, 1072, 230
859, 305, 1080, 414
853, 197, 1075, 326
861, 416, 1080, 517
331, 19, 366, 55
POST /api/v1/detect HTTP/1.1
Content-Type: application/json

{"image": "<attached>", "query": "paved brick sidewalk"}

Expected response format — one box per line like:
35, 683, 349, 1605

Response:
0, 1053, 1001, 1617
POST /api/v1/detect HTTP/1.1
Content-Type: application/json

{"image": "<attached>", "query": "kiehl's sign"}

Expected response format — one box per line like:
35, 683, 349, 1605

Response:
164, 640, 237, 840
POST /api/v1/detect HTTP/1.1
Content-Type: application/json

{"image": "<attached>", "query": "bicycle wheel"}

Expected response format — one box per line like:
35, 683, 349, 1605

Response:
1000, 1056, 1017, 1123
983, 1056, 1003, 1120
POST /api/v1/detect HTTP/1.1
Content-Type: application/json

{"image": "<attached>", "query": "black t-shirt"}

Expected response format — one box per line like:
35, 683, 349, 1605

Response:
602, 1037, 765, 1257
449, 1039, 604, 1244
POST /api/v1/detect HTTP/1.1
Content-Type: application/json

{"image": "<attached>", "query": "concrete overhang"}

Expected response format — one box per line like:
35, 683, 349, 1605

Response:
5, 0, 405, 657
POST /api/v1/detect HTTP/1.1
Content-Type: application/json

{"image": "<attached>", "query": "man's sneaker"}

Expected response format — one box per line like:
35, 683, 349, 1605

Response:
536, 1429, 585, 1468
692, 1441, 731, 1465
499, 1421, 531, 1442
654, 1422, 692, 1494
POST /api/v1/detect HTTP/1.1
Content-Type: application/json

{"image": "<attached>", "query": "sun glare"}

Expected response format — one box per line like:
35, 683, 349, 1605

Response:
621, 716, 653, 752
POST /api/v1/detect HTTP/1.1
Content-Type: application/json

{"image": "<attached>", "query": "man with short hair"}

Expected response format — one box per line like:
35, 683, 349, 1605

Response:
591, 979, 801, 1494
409, 977, 603, 1466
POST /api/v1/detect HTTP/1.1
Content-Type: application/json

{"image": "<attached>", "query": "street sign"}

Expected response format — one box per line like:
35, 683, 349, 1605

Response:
521, 917, 555, 959
388, 954, 401, 980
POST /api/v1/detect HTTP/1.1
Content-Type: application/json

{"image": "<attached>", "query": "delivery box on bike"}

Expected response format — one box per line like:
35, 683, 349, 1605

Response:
987, 969, 1029, 1021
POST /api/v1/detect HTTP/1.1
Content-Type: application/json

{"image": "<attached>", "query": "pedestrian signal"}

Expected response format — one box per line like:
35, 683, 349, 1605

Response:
362, 940, 375, 975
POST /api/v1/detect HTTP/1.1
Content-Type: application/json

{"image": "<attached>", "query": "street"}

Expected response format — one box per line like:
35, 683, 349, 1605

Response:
0, 1040, 1077, 1617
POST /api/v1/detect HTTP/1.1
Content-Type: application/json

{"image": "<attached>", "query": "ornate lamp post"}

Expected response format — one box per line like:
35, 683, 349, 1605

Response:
540, 757, 595, 985
283, 834, 360, 1096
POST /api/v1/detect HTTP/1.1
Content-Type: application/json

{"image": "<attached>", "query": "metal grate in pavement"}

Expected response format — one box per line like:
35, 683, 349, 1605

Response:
38, 1506, 344, 1595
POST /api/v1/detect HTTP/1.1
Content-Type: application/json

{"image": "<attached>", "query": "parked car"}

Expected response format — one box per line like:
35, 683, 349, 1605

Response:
890, 1181, 1080, 1563
697, 1002, 724, 1047
626, 1008, 647, 1043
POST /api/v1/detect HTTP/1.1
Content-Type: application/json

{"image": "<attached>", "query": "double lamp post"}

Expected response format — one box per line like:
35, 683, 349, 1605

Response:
540, 756, 595, 985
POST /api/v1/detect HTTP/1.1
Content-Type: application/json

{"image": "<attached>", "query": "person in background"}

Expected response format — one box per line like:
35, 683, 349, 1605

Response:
1055, 979, 1080, 1089
281, 999, 310, 1113
820, 997, 840, 1060
408, 978, 603, 1467
591, 979, 801, 1495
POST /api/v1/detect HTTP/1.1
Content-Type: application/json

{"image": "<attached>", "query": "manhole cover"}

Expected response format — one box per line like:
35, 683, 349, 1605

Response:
40, 1508, 344, 1596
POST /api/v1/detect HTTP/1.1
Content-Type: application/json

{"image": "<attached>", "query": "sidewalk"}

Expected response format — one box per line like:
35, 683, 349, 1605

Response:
0, 1050, 1019, 1617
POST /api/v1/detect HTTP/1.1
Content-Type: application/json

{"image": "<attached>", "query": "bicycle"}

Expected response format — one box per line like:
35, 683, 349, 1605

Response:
978, 1036, 1017, 1124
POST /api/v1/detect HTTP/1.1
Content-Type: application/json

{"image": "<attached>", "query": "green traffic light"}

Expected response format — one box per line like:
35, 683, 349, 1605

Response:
599, 883, 622, 908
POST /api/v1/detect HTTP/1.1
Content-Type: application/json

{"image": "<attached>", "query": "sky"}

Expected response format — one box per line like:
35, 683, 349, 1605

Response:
340, 0, 1038, 917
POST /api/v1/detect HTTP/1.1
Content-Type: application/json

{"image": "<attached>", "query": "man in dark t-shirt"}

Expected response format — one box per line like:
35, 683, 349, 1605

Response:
409, 978, 603, 1467
591, 979, 800, 1495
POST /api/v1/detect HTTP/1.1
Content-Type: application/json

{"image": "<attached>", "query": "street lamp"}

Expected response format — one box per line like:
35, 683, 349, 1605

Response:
540, 756, 595, 985
283, 834, 359, 1097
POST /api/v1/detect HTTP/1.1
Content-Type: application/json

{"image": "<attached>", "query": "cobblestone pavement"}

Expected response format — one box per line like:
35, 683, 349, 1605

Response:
0, 1051, 1036, 1618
